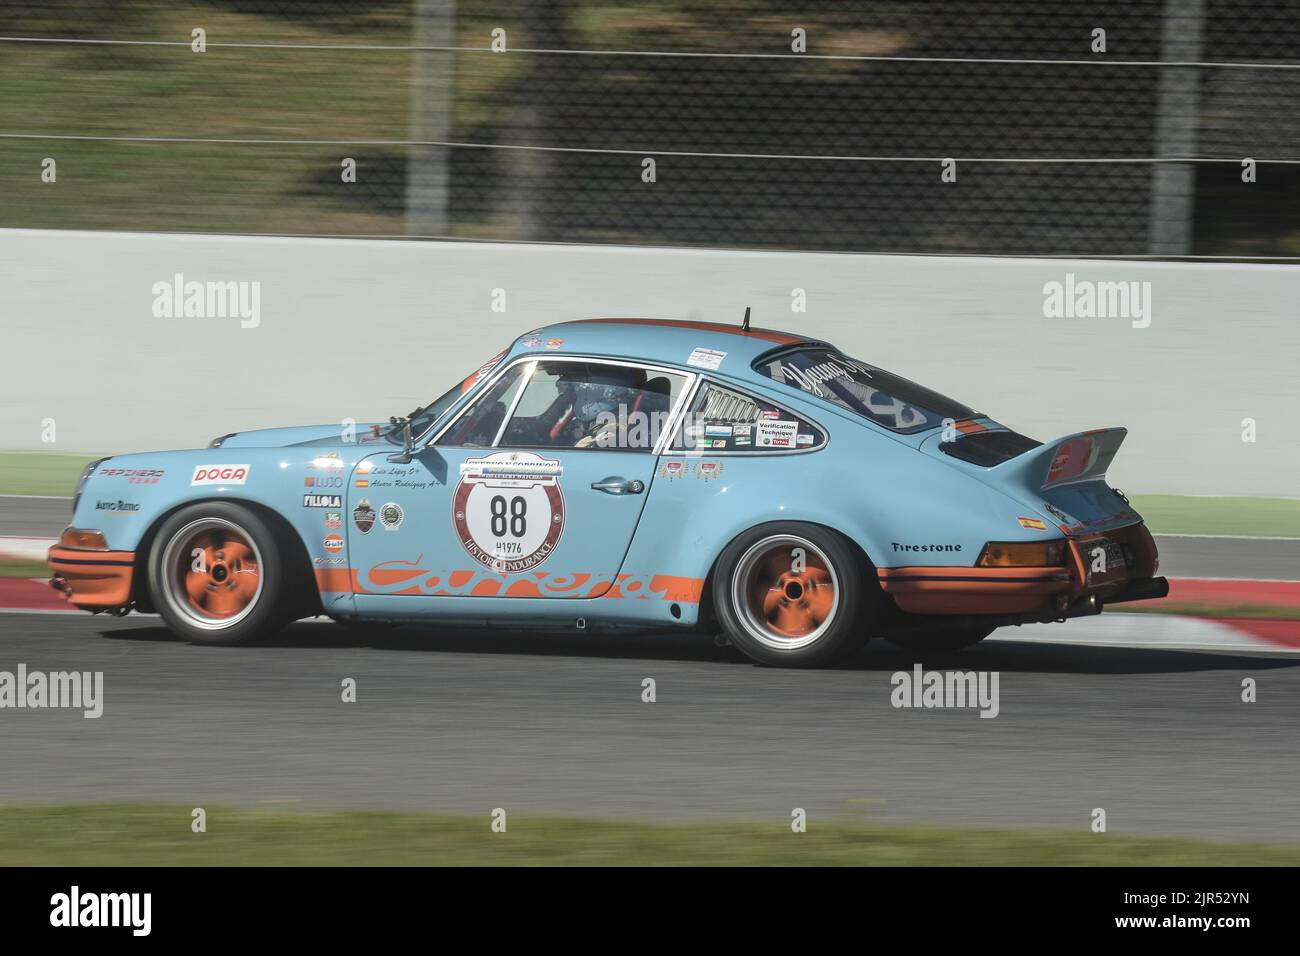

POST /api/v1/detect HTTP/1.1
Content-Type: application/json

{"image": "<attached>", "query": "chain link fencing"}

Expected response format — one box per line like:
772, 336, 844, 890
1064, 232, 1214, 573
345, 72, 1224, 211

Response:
1, 0, 1297, 256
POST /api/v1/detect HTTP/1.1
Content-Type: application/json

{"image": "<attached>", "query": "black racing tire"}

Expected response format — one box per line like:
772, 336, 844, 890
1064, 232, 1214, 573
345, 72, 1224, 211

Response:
712, 522, 874, 667
147, 502, 290, 646
884, 623, 997, 654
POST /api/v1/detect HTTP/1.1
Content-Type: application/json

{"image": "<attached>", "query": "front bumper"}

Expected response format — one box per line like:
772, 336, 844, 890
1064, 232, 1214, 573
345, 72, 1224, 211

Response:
878, 522, 1165, 618
47, 545, 136, 610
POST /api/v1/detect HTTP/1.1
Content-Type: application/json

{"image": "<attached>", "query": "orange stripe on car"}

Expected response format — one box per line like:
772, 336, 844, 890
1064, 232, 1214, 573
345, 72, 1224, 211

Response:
877, 565, 1072, 615
317, 565, 704, 602
644, 575, 706, 603
314, 567, 354, 592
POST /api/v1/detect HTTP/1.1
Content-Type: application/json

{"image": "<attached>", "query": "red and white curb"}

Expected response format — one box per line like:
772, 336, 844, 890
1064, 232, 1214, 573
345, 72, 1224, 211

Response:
0, 535, 55, 561
0, 578, 77, 613
1166, 576, 1300, 609
999, 613, 1300, 656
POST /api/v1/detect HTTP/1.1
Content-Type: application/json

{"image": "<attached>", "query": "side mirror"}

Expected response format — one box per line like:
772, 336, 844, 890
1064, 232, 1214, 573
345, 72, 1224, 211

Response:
386, 416, 413, 464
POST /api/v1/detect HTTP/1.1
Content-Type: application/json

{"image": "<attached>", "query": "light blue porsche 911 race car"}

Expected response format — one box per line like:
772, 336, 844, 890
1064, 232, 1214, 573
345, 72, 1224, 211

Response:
49, 318, 1167, 666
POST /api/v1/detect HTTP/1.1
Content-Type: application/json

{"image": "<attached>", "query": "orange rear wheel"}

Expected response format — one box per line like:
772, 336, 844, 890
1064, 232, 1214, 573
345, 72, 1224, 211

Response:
732, 534, 841, 651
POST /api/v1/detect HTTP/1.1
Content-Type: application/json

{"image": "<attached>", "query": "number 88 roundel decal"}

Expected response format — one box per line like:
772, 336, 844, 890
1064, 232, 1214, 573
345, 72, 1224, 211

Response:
452, 452, 566, 574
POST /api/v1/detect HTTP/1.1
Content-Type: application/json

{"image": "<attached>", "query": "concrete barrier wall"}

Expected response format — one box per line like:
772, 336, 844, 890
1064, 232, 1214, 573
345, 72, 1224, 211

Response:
2, 228, 1296, 495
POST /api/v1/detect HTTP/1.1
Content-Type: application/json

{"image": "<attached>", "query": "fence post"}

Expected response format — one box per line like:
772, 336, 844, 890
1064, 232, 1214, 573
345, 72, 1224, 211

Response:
1147, 0, 1207, 256
405, 0, 457, 236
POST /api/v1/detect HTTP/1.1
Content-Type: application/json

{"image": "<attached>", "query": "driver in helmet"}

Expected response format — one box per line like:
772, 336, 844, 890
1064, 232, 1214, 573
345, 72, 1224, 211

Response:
551, 367, 643, 448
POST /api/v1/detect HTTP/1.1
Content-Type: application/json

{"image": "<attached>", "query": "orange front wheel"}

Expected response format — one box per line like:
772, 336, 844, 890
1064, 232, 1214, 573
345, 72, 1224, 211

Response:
149, 503, 288, 645
171, 522, 263, 624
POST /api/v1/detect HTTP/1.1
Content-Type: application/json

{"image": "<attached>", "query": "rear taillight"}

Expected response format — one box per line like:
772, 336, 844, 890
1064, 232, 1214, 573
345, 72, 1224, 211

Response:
976, 540, 1067, 567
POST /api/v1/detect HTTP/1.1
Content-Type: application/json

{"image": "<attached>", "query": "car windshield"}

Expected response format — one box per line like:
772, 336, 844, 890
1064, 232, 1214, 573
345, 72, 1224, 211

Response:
394, 382, 462, 442
754, 347, 976, 434
394, 350, 508, 442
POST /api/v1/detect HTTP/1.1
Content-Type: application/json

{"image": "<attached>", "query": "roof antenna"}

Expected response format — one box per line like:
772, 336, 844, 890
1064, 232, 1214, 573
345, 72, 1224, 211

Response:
741, 306, 751, 331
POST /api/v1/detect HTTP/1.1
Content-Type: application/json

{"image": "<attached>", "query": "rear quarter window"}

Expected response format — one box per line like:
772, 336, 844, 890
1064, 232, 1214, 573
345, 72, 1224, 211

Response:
669, 381, 825, 453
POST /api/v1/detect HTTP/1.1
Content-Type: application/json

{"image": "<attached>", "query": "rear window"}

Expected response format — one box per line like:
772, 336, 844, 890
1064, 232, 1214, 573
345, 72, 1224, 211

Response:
939, 430, 1042, 466
754, 347, 975, 434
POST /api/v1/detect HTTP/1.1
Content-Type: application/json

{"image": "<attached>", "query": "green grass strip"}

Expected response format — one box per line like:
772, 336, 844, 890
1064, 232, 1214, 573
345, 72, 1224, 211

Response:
1128, 494, 1300, 538
0, 559, 52, 579
0, 452, 101, 498
1, 804, 1296, 866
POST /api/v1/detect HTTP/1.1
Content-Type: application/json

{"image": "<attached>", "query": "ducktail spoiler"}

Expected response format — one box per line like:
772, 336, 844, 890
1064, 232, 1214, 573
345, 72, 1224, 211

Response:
996, 428, 1127, 491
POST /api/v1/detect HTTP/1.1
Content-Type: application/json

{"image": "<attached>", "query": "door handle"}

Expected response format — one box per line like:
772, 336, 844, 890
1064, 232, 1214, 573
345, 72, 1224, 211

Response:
591, 476, 644, 495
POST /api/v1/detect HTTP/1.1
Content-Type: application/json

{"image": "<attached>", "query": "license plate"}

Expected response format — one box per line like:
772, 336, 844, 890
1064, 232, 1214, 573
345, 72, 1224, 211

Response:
1083, 538, 1130, 574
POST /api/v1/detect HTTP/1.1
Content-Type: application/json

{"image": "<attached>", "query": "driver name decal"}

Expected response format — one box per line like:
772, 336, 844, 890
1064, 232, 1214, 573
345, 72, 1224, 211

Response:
453, 452, 565, 574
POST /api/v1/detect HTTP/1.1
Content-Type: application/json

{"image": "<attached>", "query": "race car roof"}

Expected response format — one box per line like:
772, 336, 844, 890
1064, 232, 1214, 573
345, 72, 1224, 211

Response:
515, 318, 829, 371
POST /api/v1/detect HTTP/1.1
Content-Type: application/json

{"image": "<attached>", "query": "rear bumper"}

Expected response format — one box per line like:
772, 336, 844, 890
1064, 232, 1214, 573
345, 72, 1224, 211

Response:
47, 546, 136, 610
878, 522, 1166, 618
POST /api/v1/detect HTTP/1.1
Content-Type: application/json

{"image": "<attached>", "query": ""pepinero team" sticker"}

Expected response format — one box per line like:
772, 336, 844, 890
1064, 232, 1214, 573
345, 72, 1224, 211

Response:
452, 452, 565, 574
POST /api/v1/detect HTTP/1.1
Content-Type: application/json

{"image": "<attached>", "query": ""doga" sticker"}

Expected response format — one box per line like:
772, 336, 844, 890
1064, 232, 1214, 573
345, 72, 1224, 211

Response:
191, 464, 249, 486
452, 452, 565, 574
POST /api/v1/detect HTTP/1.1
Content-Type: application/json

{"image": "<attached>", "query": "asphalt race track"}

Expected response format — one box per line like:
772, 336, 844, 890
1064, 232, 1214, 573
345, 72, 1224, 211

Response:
5, 494, 1298, 842
2, 495, 1298, 580
1, 612, 1298, 842
0, 497, 74, 537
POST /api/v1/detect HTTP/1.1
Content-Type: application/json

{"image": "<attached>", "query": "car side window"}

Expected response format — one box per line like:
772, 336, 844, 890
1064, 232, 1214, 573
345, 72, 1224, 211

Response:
435, 363, 528, 447
670, 381, 826, 453
497, 360, 688, 451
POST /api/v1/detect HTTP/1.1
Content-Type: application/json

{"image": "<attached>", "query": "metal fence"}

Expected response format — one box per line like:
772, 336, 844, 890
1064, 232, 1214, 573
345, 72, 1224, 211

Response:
2, 0, 1298, 256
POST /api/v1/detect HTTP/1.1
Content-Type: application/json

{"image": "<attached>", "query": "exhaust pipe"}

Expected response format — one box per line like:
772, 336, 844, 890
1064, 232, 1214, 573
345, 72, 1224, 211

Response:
1103, 576, 1170, 606
1071, 593, 1100, 616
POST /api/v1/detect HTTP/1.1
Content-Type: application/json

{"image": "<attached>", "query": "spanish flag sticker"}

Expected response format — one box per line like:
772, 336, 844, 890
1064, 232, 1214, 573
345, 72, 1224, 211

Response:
355, 479, 369, 488
1018, 516, 1048, 531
